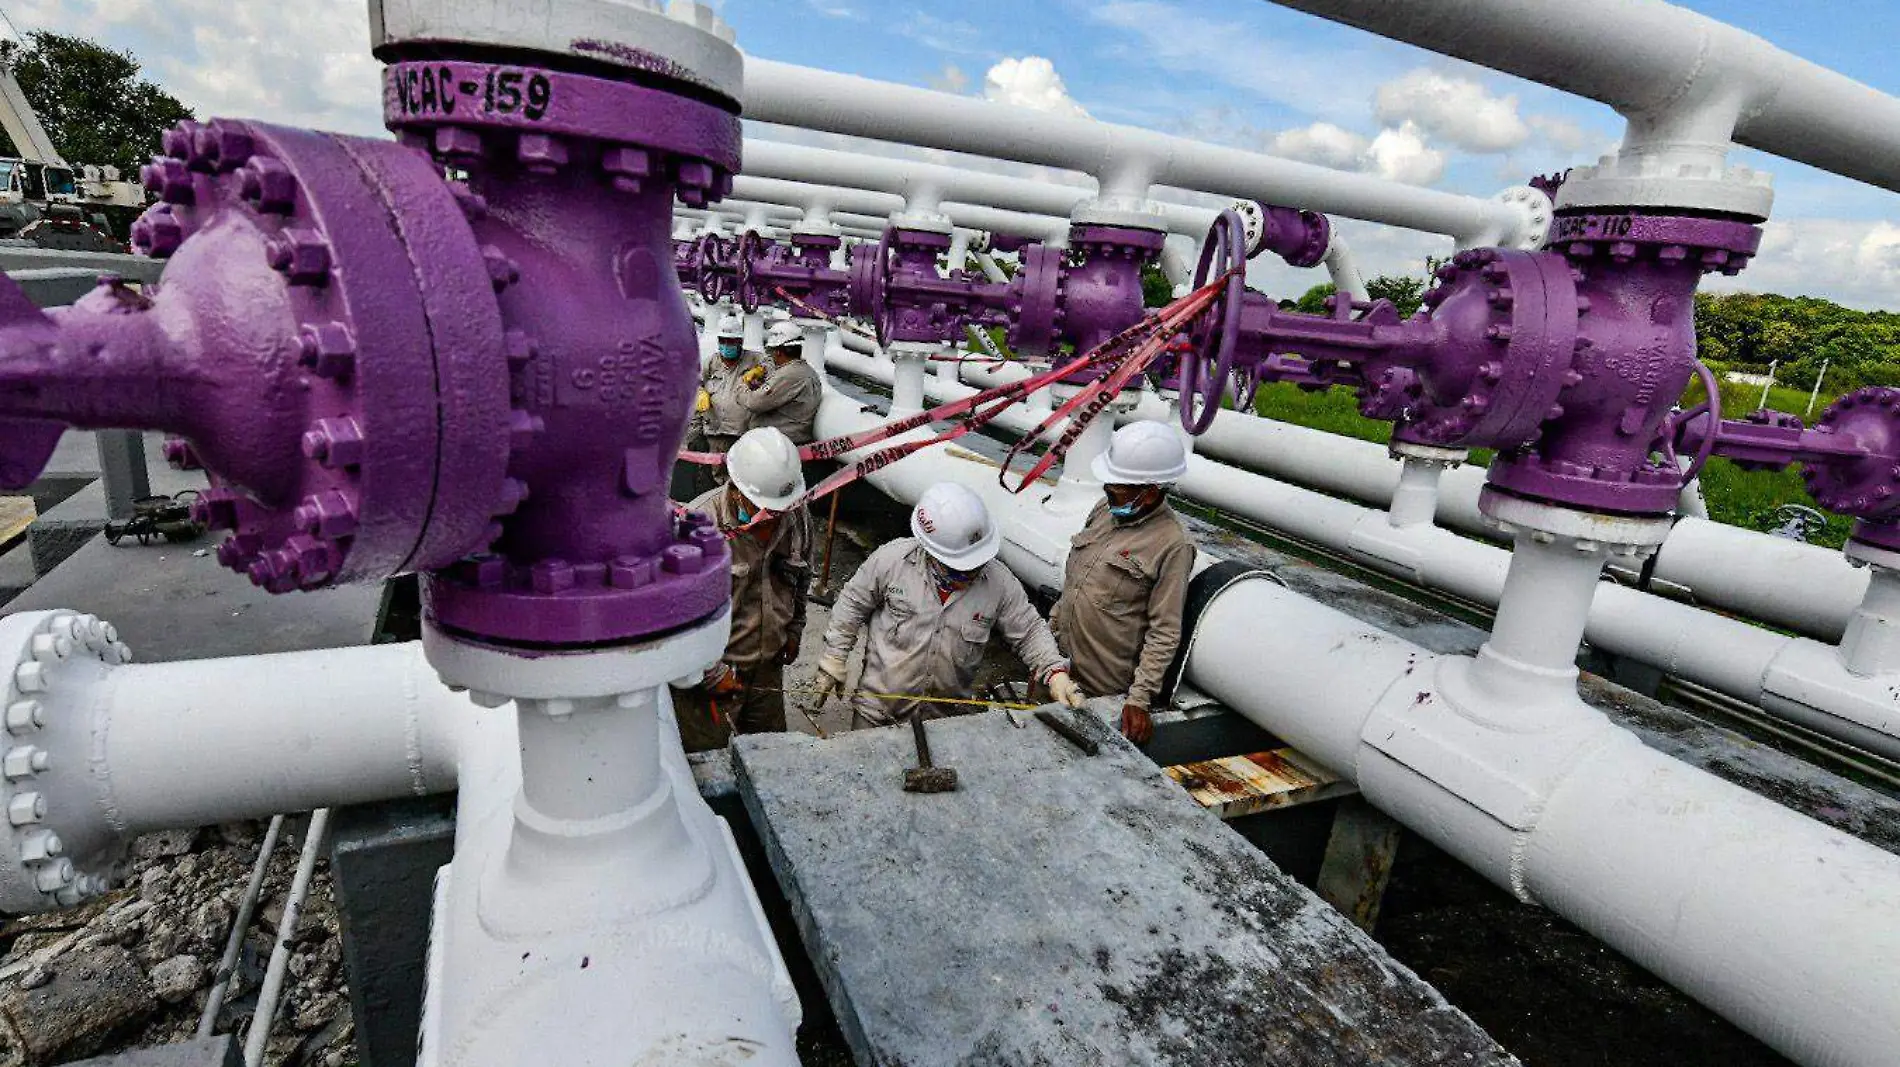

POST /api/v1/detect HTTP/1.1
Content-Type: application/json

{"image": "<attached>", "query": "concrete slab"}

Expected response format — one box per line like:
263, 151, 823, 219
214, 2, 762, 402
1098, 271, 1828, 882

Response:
733, 712, 1517, 1067
6, 534, 381, 662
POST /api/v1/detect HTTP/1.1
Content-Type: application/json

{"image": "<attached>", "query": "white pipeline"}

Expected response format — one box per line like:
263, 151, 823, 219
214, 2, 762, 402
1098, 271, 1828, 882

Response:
1268, 0, 1900, 196
243, 808, 331, 1067
1186, 540, 1900, 1067
745, 59, 1538, 247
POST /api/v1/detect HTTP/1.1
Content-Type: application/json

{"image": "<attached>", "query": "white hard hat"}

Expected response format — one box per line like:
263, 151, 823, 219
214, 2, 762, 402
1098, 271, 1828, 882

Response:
1092, 421, 1189, 484
764, 321, 802, 350
716, 316, 745, 341
726, 427, 806, 511
910, 483, 1000, 571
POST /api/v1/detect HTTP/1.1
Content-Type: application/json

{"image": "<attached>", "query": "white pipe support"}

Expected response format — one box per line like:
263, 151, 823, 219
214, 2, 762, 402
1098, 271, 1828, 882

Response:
417, 614, 799, 1067
886, 341, 932, 417
0, 611, 464, 913
744, 60, 1536, 246
1321, 232, 1369, 302
973, 250, 1010, 286
799, 320, 830, 374
1185, 560, 1900, 1067
1267, 0, 1900, 203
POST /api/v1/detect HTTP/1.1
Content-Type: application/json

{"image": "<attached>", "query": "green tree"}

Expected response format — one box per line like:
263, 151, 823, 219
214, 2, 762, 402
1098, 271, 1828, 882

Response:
1294, 282, 1335, 314
1365, 275, 1425, 318
0, 32, 193, 175
1140, 262, 1172, 308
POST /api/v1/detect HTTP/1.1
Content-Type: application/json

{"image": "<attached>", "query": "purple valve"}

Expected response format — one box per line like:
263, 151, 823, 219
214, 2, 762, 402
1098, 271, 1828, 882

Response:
1184, 197, 1767, 518
0, 35, 740, 650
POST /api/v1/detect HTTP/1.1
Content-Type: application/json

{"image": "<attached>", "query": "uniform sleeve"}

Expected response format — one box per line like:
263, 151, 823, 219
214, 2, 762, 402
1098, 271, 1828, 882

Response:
1127, 540, 1194, 709
821, 541, 885, 662
995, 573, 1066, 681
785, 509, 814, 636
738, 365, 802, 414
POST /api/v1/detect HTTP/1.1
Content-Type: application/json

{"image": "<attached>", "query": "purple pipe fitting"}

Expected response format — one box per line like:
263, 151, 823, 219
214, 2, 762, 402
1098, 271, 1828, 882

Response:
1190, 202, 1763, 518
0, 46, 738, 650
733, 230, 848, 317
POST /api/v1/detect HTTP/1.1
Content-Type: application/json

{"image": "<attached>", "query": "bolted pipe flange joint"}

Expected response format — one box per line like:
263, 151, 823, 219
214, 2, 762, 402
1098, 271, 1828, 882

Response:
0, 610, 136, 913
1804, 388, 1900, 527
1557, 153, 1774, 222
0, 120, 517, 590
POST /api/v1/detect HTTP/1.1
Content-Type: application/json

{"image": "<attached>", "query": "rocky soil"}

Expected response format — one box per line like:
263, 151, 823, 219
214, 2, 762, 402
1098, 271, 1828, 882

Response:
0, 820, 353, 1066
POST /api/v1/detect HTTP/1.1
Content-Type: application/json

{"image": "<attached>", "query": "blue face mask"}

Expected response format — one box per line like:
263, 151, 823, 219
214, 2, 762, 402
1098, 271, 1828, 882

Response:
718, 344, 741, 361
1108, 500, 1143, 519
734, 499, 754, 524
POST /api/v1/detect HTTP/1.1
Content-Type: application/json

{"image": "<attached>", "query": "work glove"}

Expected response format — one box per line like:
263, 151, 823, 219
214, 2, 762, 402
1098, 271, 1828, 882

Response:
742, 364, 769, 388
1047, 669, 1085, 710
1120, 703, 1154, 746
695, 388, 712, 414
813, 653, 848, 702
702, 662, 746, 697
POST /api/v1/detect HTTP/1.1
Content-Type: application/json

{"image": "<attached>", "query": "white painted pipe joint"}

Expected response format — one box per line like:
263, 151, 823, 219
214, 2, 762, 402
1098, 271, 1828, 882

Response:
0, 610, 464, 913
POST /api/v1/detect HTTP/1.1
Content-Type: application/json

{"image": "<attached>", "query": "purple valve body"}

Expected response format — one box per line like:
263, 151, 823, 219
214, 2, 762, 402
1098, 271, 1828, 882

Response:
1198, 200, 1766, 518
0, 42, 740, 649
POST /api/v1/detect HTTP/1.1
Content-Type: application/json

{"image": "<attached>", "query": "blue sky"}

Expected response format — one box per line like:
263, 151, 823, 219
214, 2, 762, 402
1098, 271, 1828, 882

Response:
14, 0, 1900, 306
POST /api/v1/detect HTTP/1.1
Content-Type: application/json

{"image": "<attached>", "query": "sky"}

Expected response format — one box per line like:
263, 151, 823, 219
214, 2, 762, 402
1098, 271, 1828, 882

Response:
12, 0, 1900, 307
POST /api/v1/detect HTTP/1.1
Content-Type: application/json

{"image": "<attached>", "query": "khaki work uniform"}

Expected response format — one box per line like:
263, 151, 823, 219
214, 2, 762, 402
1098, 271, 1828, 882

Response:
823, 539, 1065, 726
738, 357, 823, 445
1052, 500, 1194, 712
671, 486, 813, 752
682, 351, 755, 498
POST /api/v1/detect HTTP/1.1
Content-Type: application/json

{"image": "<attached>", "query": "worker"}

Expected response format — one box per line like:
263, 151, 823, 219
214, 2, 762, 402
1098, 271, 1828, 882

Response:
691, 315, 758, 495
671, 427, 813, 752
738, 320, 823, 445
814, 482, 1084, 726
1051, 422, 1195, 746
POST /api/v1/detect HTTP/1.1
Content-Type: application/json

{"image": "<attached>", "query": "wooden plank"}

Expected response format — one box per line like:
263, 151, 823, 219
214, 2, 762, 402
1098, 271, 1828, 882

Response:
1164, 747, 1356, 819
0, 496, 36, 550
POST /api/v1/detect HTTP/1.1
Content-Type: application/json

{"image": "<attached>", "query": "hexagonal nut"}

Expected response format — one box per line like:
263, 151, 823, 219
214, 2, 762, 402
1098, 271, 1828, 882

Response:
609, 556, 654, 589
268, 229, 332, 286
516, 133, 570, 174
196, 120, 256, 172
293, 490, 359, 539
239, 156, 298, 215
661, 544, 706, 575
298, 322, 357, 379
131, 209, 184, 259
301, 417, 365, 469
530, 559, 576, 594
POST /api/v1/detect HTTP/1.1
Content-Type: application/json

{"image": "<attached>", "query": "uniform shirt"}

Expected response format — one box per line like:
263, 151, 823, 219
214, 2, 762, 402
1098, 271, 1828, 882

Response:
737, 357, 823, 444
1052, 499, 1194, 710
702, 350, 759, 438
823, 538, 1065, 724
691, 485, 812, 669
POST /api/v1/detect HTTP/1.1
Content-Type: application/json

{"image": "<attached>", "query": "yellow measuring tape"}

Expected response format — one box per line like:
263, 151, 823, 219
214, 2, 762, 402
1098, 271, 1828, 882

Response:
760, 685, 1042, 712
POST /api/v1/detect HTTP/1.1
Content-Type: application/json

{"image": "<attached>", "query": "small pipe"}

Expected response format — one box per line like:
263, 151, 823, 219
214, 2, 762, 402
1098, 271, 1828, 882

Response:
243, 808, 331, 1067
197, 814, 284, 1039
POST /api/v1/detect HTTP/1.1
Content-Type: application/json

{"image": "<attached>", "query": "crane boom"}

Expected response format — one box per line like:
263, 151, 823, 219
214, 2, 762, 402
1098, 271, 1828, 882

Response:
0, 58, 62, 165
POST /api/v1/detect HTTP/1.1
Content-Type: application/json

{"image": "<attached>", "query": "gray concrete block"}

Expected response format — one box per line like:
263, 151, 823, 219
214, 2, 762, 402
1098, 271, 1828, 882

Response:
10, 267, 104, 309
329, 795, 457, 1067
62, 1035, 241, 1066
733, 712, 1516, 1066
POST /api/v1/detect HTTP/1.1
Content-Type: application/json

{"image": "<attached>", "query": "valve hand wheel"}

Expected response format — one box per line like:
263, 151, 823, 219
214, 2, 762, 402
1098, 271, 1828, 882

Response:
1180, 208, 1248, 435
734, 230, 765, 312
1658, 358, 1723, 483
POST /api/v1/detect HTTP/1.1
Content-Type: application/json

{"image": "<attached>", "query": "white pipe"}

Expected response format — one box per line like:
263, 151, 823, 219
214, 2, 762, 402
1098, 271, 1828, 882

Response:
745, 60, 1535, 246
197, 813, 284, 1038
243, 808, 330, 1067
1267, 0, 1900, 196
417, 617, 798, 1066
1322, 232, 1369, 301
1186, 559, 1900, 1067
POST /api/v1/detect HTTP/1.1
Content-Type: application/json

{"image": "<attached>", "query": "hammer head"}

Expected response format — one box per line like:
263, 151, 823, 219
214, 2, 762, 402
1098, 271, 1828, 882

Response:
903, 766, 960, 793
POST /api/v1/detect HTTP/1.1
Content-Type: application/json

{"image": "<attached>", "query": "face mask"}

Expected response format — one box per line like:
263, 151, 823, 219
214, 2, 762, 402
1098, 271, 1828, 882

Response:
1108, 500, 1144, 520
718, 344, 741, 361
734, 499, 754, 524
929, 558, 976, 592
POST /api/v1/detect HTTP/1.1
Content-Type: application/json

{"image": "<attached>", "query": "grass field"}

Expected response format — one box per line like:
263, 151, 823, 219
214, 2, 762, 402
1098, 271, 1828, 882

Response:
1249, 378, 1853, 548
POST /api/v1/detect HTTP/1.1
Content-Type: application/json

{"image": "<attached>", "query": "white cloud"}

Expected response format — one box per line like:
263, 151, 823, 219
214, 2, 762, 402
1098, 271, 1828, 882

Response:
803, 0, 861, 18
1527, 114, 1592, 153
982, 57, 1088, 118
10, 0, 383, 136
1373, 68, 1527, 154
895, 11, 987, 56
1270, 120, 1443, 186
1269, 122, 1368, 171
929, 64, 970, 94
1705, 218, 1900, 311
1365, 121, 1445, 185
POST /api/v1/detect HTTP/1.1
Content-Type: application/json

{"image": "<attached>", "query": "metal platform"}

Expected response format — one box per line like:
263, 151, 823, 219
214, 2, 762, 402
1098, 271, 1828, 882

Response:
733, 711, 1518, 1066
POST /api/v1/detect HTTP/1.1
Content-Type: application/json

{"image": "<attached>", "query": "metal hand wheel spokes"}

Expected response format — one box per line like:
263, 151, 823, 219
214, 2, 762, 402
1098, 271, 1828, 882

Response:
1181, 209, 1247, 435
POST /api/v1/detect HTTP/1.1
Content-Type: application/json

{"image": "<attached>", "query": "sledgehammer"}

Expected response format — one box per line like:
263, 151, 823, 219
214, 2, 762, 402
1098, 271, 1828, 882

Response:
903, 714, 959, 793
